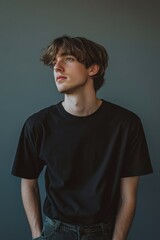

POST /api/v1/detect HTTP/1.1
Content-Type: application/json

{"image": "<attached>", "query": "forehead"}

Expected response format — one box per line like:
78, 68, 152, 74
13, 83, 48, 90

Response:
52, 45, 82, 62
56, 52, 69, 58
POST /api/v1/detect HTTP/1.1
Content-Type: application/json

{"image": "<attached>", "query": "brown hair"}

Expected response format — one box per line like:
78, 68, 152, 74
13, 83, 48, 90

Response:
41, 36, 109, 91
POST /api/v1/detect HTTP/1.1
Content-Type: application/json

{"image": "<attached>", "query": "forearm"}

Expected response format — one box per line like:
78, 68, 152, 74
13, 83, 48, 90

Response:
112, 176, 139, 240
21, 178, 43, 238
112, 197, 136, 240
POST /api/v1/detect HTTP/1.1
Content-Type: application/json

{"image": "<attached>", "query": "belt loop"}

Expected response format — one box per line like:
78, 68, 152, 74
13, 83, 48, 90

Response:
54, 219, 61, 232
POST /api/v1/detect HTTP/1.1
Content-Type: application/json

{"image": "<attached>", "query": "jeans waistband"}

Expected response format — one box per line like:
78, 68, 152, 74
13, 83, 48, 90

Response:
46, 216, 112, 234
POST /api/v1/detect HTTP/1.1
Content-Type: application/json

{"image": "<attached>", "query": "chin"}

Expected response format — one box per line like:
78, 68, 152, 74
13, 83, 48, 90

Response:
57, 86, 75, 94
57, 83, 86, 94
57, 87, 68, 93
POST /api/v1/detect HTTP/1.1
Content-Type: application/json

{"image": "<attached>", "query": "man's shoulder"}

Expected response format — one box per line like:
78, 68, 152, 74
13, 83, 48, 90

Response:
103, 100, 141, 123
24, 102, 59, 128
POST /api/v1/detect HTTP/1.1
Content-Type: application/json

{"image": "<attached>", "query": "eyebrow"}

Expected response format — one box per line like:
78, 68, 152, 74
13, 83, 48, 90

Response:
53, 53, 75, 62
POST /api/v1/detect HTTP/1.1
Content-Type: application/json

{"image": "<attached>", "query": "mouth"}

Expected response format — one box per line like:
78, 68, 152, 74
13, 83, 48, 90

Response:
56, 76, 67, 83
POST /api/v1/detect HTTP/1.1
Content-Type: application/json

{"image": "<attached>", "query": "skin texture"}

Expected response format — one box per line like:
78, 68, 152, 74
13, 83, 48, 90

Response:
112, 176, 140, 240
21, 179, 42, 238
21, 53, 140, 239
53, 54, 92, 94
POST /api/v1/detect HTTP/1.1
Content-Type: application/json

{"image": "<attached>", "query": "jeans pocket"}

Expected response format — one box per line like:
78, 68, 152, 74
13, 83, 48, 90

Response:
40, 218, 55, 239
32, 218, 55, 240
32, 236, 42, 240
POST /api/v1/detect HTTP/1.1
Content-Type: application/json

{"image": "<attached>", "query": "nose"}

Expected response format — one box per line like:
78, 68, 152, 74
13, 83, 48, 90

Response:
53, 60, 64, 72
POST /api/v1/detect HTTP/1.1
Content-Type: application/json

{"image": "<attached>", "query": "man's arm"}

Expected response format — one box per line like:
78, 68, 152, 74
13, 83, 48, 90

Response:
112, 176, 140, 240
21, 178, 43, 238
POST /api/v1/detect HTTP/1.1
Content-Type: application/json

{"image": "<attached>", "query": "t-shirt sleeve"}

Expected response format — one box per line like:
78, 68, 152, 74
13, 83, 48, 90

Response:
11, 119, 45, 179
121, 117, 153, 177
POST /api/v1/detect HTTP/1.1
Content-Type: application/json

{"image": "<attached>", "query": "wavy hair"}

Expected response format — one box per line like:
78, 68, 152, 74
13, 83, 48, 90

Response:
41, 36, 109, 91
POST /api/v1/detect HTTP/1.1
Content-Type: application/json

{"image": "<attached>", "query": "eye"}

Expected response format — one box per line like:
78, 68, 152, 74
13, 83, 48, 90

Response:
64, 56, 75, 63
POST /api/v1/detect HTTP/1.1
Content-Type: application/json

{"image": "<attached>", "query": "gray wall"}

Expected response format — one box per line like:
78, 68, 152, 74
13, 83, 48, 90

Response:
0, 0, 159, 239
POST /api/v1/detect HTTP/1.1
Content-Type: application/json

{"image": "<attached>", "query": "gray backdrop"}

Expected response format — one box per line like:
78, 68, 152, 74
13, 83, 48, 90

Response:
0, 0, 159, 239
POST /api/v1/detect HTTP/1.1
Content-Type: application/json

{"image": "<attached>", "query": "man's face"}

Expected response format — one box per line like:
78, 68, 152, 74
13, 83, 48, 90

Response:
53, 52, 92, 94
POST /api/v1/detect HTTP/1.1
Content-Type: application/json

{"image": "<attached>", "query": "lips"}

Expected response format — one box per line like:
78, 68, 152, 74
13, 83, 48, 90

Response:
56, 76, 67, 82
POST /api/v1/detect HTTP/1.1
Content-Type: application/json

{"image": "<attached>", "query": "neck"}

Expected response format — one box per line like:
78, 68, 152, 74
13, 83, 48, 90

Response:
62, 92, 102, 117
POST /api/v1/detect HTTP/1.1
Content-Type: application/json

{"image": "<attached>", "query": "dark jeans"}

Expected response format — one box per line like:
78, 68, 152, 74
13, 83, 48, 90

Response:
33, 216, 113, 240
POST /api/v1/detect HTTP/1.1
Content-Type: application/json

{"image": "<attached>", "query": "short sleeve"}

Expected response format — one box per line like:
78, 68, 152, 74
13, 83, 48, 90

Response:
121, 118, 153, 177
11, 119, 45, 179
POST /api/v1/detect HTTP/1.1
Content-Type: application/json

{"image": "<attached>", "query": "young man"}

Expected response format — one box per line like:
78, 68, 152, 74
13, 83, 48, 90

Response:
12, 36, 153, 240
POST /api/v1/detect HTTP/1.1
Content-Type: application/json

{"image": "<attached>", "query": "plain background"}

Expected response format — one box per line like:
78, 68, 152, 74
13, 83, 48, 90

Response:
0, 0, 159, 239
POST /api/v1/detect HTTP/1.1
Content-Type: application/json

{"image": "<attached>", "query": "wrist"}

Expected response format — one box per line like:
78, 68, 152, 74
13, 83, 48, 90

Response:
32, 230, 42, 239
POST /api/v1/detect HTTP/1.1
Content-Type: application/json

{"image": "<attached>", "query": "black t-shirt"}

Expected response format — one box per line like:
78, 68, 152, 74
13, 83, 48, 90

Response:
12, 100, 153, 225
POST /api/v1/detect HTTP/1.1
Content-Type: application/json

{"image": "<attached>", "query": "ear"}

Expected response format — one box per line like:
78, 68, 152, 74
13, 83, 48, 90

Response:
88, 64, 100, 77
